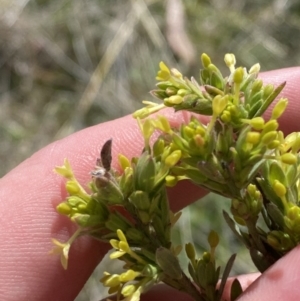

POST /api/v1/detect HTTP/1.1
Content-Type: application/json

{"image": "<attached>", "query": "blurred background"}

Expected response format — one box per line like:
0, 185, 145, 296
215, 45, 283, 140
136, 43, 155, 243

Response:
1, 0, 300, 300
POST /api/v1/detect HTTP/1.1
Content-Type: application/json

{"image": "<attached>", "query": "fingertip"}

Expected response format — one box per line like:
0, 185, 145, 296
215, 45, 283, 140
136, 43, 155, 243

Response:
237, 246, 300, 301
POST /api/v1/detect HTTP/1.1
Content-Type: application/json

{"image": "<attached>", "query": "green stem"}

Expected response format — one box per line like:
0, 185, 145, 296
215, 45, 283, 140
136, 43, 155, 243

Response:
245, 218, 266, 254
163, 272, 204, 301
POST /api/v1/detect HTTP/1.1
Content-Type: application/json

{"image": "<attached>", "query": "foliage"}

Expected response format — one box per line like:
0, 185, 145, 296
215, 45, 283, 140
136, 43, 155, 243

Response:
53, 53, 300, 300
2, 0, 300, 177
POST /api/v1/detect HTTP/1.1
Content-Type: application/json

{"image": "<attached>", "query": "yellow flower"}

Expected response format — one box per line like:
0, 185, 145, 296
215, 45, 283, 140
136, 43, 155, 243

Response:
164, 150, 182, 168
109, 229, 130, 259
122, 286, 142, 301
54, 158, 74, 179
156, 61, 170, 80
119, 269, 141, 282
101, 272, 121, 287
49, 239, 70, 270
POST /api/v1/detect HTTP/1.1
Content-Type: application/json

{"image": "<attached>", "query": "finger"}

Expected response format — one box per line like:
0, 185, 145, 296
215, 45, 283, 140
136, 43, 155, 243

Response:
259, 67, 300, 134
0, 109, 193, 301
238, 246, 300, 301
1, 68, 300, 301
134, 273, 260, 301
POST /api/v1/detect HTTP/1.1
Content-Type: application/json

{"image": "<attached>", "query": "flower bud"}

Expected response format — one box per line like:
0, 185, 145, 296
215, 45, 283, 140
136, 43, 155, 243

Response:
153, 138, 165, 157
272, 180, 286, 198
246, 132, 260, 145
177, 89, 189, 96
271, 98, 288, 119
249, 63, 260, 74
262, 120, 279, 133
202, 251, 211, 263
140, 263, 158, 277
157, 115, 171, 133
118, 154, 131, 171
164, 150, 182, 168
212, 95, 228, 116
248, 117, 265, 130
220, 110, 231, 123
183, 125, 195, 139
247, 184, 257, 196
56, 202, 72, 215
208, 230, 219, 249
102, 274, 121, 287
171, 68, 183, 79
267, 140, 280, 149
251, 79, 263, 94
185, 242, 196, 261
261, 131, 278, 145
231, 198, 248, 218
142, 119, 154, 141
201, 53, 211, 68
281, 153, 297, 165
224, 53, 236, 69
285, 206, 300, 233
164, 95, 183, 105
165, 87, 178, 96
165, 175, 178, 187
121, 284, 137, 297
233, 67, 244, 84
119, 269, 140, 282
66, 180, 80, 195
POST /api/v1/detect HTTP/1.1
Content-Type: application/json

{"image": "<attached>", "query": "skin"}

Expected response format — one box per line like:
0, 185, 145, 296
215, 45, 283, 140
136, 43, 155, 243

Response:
1, 68, 300, 300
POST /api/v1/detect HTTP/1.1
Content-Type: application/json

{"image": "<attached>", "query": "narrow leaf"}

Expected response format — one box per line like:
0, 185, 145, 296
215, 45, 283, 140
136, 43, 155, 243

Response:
217, 254, 236, 300
230, 278, 243, 301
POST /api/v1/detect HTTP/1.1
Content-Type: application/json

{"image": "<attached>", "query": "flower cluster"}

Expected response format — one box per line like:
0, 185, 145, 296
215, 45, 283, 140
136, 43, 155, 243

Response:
100, 230, 159, 300
52, 53, 300, 300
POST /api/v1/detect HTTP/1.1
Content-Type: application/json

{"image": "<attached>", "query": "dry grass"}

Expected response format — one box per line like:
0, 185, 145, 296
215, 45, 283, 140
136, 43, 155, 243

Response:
2, 0, 300, 177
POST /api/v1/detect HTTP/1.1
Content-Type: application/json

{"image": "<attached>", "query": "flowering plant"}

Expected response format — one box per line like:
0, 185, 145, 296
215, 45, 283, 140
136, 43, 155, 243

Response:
52, 53, 300, 300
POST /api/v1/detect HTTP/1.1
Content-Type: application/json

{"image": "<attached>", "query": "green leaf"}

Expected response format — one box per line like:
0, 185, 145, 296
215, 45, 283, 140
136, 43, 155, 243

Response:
256, 178, 284, 211
134, 152, 156, 192
188, 262, 197, 284
230, 278, 243, 301
217, 254, 236, 300
223, 211, 249, 247
249, 248, 274, 273
266, 203, 285, 229
268, 161, 287, 186
156, 247, 182, 280
196, 259, 208, 288
253, 82, 286, 117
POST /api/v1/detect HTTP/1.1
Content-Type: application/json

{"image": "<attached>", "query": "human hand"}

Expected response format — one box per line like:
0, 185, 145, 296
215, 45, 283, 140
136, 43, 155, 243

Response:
1, 67, 300, 300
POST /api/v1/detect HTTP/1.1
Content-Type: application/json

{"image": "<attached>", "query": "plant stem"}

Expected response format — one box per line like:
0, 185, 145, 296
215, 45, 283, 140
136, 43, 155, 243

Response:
163, 272, 204, 301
